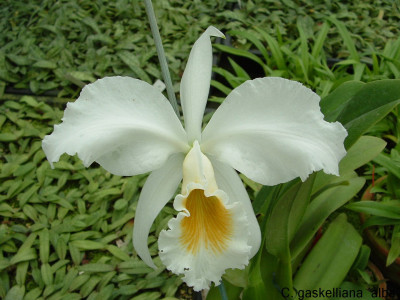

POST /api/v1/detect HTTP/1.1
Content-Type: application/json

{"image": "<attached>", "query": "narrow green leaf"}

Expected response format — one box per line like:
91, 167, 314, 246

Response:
387, 225, 400, 265
39, 228, 50, 264
328, 17, 359, 61
346, 201, 400, 219
78, 263, 115, 273
33, 60, 57, 69
71, 240, 105, 250
214, 44, 266, 72
312, 22, 330, 58
106, 244, 130, 261
255, 28, 286, 71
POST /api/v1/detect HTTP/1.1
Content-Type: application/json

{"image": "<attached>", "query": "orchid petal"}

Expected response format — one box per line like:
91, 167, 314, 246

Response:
42, 76, 188, 176
180, 26, 224, 143
159, 144, 250, 291
133, 153, 184, 268
201, 77, 347, 185
209, 156, 261, 258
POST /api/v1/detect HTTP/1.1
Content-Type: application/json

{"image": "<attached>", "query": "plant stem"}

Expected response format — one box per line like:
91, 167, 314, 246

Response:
218, 281, 228, 300
144, 0, 180, 118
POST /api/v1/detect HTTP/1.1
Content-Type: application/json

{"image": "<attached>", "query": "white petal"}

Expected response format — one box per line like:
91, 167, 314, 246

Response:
158, 143, 251, 291
180, 26, 224, 143
132, 153, 184, 268
208, 157, 261, 258
201, 77, 347, 186
42, 76, 188, 176
159, 187, 250, 291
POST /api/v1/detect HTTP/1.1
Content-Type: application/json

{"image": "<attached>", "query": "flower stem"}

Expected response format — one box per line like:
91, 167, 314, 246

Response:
218, 281, 228, 300
144, 0, 180, 118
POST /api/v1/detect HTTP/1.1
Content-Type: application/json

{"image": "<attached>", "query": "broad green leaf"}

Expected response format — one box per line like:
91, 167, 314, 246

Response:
339, 136, 386, 174
294, 214, 362, 291
40, 263, 53, 285
291, 177, 365, 259
241, 250, 268, 300
15, 261, 29, 286
320, 81, 365, 122
69, 274, 91, 292
265, 175, 314, 261
336, 79, 400, 149
350, 245, 371, 272
5, 285, 25, 300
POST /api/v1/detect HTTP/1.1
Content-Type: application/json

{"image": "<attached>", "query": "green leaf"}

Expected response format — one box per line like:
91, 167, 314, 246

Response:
117, 260, 153, 274
350, 245, 371, 272
291, 177, 365, 259
41, 263, 53, 285
328, 17, 359, 61
293, 214, 362, 291
15, 261, 29, 286
214, 44, 266, 72
241, 251, 268, 300
311, 22, 330, 58
387, 225, 400, 265
5, 285, 25, 300
313, 136, 386, 192
265, 175, 315, 261
33, 60, 57, 69
39, 228, 50, 264
78, 263, 115, 273
336, 79, 400, 149
255, 27, 286, 71
106, 245, 130, 261
320, 81, 365, 122
340, 136, 386, 174
228, 30, 269, 62
346, 201, 400, 219
373, 151, 400, 179
228, 57, 251, 80
70, 240, 105, 250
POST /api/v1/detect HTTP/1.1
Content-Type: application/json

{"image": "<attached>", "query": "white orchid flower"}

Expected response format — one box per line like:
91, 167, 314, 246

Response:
42, 26, 347, 291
